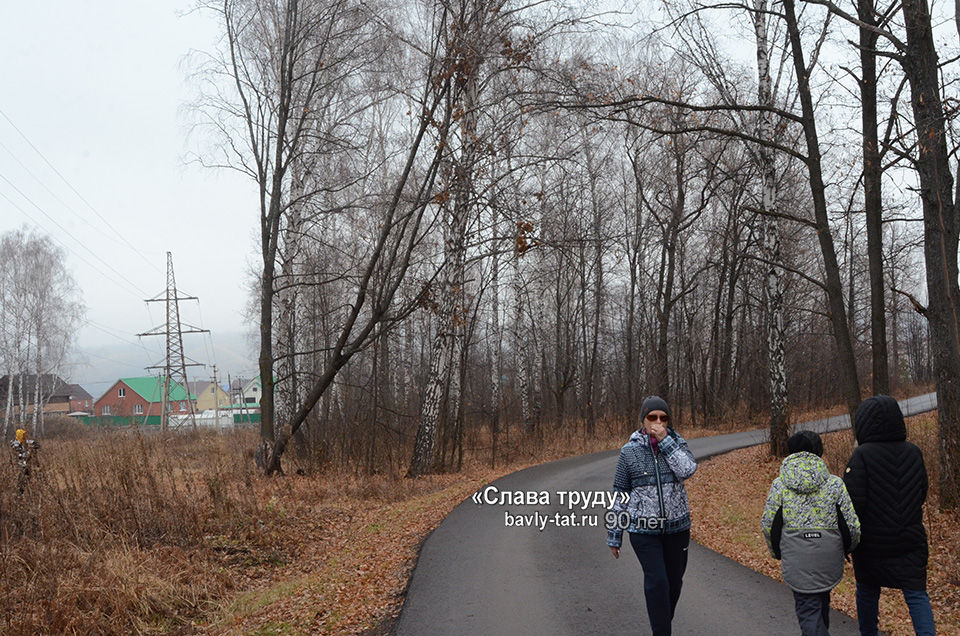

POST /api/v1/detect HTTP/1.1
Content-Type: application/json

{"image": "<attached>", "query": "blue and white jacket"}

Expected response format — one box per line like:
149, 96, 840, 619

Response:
606, 429, 697, 547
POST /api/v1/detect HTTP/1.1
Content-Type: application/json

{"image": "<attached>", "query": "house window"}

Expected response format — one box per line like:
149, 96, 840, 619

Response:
102, 405, 111, 415
134, 404, 143, 415
118, 387, 126, 398
179, 402, 186, 411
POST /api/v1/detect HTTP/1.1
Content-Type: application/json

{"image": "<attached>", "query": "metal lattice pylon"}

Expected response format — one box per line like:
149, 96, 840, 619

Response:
138, 252, 208, 432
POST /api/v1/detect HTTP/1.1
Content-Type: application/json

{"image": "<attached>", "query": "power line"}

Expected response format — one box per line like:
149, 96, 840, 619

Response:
83, 319, 163, 355
195, 301, 218, 368
75, 346, 151, 369
0, 172, 151, 297
0, 107, 164, 276
0, 187, 148, 301
0, 136, 164, 277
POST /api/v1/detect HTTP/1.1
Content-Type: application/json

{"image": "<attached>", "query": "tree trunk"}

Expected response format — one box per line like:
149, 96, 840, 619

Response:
859, 0, 889, 395
783, 0, 862, 418
407, 28, 476, 476
900, 0, 960, 509
489, 204, 502, 467
258, 249, 278, 466
275, 162, 306, 430
753, 0, 790, 456
3, 367, 12, 437
513, 246, 533, 433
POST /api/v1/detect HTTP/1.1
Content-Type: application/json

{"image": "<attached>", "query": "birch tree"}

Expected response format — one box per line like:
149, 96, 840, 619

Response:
0, 229, 83, 437
753, 0, 791, 455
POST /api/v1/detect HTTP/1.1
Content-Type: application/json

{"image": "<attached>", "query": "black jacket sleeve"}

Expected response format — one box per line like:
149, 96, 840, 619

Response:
770, 507, 784, 560
843, 447, 868, 519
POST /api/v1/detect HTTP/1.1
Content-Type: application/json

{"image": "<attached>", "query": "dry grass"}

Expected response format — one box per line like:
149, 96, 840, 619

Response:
199, 461, 517, 634
0, 428, 259, 634
687, 413, 960, 636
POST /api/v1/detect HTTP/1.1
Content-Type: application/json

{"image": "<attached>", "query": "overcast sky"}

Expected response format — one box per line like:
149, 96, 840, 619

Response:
1, 3, 259, 394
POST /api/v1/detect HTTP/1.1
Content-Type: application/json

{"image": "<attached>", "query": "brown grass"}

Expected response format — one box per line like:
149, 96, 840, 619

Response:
0, 428, 258, 634
686, 413, 960, 636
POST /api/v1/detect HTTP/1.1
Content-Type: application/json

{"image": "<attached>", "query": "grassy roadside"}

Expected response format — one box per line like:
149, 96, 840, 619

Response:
198, 464, 514, 634
686, 413, 960, 636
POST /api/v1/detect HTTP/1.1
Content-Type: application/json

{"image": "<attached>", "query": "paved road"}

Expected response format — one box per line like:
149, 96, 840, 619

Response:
395, 393, 936, 635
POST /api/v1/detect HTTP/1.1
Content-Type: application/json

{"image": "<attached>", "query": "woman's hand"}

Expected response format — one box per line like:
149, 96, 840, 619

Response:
648, 421, 668, 441
610, 546, 620, 559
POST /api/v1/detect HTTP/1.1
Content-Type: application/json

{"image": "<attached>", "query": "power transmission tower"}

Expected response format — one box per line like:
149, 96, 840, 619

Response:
138, 252, 209, 432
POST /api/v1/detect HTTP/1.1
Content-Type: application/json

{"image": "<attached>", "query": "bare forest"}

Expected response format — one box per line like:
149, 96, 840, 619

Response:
192, 0, 960, 506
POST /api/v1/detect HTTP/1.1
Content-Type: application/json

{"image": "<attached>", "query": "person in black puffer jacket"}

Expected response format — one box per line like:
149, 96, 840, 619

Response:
844, 395, 935, 636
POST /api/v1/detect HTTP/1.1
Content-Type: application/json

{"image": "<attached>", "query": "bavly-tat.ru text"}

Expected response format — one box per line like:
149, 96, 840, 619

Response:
503, 510, 596, 531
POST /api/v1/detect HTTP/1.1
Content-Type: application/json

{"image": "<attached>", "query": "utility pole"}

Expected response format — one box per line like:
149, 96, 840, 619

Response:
212, 365, 220, 428
138, 252, 209, 432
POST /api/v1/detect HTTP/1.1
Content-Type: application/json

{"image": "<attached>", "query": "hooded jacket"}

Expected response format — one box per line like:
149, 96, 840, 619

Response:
761, 452, 861, 594
844, 395, 928, 590
606, 428, 697, 547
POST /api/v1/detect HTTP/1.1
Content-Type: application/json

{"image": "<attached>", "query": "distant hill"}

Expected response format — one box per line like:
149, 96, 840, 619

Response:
70, 331, 256, 401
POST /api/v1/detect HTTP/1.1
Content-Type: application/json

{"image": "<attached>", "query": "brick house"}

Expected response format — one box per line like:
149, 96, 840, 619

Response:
94, 377, 195, 418
0, 374, 86, 416
66, 384, 94, 414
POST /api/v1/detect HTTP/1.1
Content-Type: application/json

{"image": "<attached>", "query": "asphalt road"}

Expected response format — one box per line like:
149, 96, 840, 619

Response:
394, 393, 936, 635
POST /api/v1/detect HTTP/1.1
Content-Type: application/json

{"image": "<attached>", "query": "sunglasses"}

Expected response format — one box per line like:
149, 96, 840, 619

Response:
645, 413, 670, 423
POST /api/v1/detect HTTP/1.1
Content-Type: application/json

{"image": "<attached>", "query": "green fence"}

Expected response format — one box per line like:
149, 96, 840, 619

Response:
77, 414, 259, 427
79, 415, 162, 427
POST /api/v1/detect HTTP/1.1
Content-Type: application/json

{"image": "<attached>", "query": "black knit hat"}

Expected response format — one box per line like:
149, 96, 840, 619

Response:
787, 430, 823, 456
640, 396, 671, 424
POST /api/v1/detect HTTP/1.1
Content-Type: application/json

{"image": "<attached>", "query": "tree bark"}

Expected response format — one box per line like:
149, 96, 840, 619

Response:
753, 0, 791, 456
859, 0, 889, 395
513, 241, 533, 433
900, 0, 960, 508
783, 0, 862, 418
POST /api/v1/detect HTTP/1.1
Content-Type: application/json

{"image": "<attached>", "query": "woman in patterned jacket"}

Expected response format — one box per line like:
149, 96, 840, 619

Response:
606, 395, 697, 636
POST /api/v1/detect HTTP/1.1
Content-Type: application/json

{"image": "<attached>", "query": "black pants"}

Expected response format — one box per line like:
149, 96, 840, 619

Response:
793, 590, 831, 636
629, 530, 690, 636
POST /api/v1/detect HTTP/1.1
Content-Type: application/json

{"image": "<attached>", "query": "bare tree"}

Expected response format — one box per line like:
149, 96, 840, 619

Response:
752, 0, 791, 454
801, 0, 960, 508
0, 228, 83, 437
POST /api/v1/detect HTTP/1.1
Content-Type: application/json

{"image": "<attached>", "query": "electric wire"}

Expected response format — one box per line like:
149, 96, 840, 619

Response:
0, 188, 147, 301
0, 111, 249, 386
0, 107, 164, 275
0, 172, 151, 299
83, 319, 162, 356
0, 136, 163, 279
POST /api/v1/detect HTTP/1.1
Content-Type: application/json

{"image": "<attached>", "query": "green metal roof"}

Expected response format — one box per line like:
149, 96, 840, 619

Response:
120, 377, 196, 403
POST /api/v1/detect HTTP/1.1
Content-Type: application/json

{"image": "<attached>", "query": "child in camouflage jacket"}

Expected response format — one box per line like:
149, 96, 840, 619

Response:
761, 430, 860, 636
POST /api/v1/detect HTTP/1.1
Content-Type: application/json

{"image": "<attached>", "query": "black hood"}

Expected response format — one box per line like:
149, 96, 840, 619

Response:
854, 395, 907, 444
